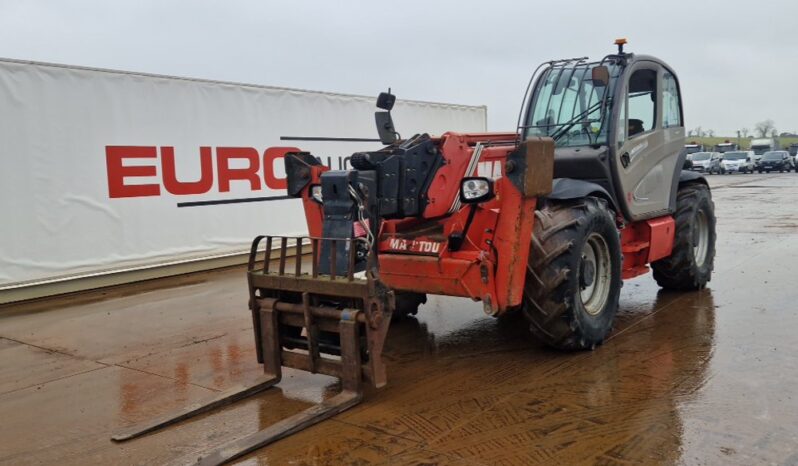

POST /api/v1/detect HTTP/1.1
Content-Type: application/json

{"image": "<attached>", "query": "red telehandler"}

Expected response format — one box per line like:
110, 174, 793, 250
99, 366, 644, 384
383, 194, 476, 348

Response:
113, 40, 715, 465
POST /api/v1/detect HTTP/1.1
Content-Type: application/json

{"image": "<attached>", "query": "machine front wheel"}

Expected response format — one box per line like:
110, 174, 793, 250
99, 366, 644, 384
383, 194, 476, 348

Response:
522, 197, 622, 350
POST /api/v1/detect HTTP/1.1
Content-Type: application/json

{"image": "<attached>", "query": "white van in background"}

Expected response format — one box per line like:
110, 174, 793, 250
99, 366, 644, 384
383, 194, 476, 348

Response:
720, 151, 755, 174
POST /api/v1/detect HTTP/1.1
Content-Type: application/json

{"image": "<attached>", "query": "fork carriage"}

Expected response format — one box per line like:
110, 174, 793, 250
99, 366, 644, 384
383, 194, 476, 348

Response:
247, 235, 394, 390
112, 235, 394, 466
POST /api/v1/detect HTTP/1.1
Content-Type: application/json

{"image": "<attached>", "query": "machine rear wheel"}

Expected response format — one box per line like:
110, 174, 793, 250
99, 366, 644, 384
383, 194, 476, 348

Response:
522, 197, 622, 350
652, 183, 715, 290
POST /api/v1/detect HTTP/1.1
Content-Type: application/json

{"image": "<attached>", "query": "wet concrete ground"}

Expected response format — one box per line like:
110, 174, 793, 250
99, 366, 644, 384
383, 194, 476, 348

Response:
2, 173, 798, 465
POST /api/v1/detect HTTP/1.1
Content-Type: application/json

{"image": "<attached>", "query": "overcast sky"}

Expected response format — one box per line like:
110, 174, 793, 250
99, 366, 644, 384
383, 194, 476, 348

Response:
1, 0, 795, 136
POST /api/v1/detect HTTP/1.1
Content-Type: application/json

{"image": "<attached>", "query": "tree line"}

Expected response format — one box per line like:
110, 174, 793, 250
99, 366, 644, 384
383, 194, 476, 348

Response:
687, 120, 792, 139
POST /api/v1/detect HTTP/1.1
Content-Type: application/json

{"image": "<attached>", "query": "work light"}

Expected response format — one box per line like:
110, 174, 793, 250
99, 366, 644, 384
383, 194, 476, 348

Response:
459, 177, 494, 203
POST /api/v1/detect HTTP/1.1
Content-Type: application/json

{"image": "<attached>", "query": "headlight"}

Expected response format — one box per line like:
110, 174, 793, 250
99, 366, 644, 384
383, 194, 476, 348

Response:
310, 185, 323, 203
460, 177, 494, 203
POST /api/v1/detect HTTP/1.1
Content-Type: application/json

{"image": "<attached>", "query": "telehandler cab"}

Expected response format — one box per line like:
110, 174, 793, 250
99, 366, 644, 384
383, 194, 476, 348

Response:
113, 40, 716, 465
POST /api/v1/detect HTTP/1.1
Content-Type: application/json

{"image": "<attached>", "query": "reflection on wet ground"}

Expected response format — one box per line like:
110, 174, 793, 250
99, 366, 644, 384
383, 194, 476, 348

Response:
1, 173, 798, 465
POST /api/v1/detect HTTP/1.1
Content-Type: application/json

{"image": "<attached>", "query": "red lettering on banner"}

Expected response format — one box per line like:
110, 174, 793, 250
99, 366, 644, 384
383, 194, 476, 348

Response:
216, 147, 261, 192
263, 147, 299, 190
105, 145, 307, 198
105, 146, 160, 198
161, 146, 214, 195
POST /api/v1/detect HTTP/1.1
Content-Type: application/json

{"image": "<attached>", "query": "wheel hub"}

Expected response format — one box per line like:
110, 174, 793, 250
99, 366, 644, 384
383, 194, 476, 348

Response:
580, 260, 595, 288
693, 209, 710, 268
580, 233, 612, 316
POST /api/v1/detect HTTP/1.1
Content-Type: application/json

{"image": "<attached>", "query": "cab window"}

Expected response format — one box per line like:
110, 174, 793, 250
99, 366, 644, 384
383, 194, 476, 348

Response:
616, 94, 626, 148
662, 72, 682, 128
626, 69, 656, 137
525, 64, 618, 147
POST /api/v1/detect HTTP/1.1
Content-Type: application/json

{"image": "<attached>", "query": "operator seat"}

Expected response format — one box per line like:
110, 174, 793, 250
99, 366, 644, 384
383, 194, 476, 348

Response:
536, 109, 557, 133
628, 119, 644, 137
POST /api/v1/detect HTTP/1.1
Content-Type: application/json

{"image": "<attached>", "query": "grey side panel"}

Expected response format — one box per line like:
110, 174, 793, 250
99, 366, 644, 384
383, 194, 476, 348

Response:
665, 150, 689, 211
547, 178, 619, 212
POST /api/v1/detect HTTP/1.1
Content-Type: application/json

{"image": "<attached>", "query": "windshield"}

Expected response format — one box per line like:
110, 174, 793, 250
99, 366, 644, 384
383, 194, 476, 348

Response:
763, 152, 783, 160
524, 61, 621, 147
685, 146, 702, 154
724, 152, 748, 160
692, 152, 711, 161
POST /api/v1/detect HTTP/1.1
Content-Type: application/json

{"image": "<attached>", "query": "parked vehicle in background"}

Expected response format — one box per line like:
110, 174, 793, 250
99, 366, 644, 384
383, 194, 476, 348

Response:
721, 150, 755, 173
758, 151, 794, 173
707, 152, 725, 174
789, 143, 798, 165
690, 151, 724, 174
751, 138, 777, 157
684, 143, 705, 157
714, 142, 739, 153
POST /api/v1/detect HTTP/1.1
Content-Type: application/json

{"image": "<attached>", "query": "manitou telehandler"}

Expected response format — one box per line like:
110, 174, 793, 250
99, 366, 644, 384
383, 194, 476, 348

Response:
113, 40, 716, 464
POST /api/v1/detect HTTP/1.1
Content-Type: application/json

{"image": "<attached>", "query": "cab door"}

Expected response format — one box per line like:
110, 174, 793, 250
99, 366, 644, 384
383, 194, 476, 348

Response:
613, 62, 685, 221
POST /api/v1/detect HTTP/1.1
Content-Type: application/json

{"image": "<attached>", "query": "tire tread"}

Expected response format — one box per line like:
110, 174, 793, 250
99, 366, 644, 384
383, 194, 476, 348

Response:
522, 197, 620, 350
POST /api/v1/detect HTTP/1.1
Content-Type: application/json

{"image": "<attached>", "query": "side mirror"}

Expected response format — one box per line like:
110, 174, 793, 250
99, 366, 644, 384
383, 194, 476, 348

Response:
375, 111, 398, 145
591, 66, 610, 87
376, 91, 395, 111
746, 157, 751, 162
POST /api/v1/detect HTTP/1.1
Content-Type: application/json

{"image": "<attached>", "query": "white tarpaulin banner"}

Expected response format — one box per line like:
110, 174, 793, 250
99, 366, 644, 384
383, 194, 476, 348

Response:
0, 59, 486, 288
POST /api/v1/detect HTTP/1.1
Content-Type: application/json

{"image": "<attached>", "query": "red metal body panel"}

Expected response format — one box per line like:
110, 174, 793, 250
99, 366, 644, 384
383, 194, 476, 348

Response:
378, 255, 489, 300
378, 176, 536, 314
422, 132, 518, 219
296, 132, 676, 313
376, 133, 533, 314
620, 216, 676, 279
646, 216, 676, 262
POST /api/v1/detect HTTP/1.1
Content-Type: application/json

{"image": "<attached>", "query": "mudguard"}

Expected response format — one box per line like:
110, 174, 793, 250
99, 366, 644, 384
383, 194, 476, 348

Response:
547, 178, 619, 212
678, 169, 708, 186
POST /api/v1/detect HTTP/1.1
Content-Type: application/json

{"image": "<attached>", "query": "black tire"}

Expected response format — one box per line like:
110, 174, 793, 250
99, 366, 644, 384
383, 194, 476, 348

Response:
652, 183, 715, 290
391, 291, 426, 321
522, 197, 622, 350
